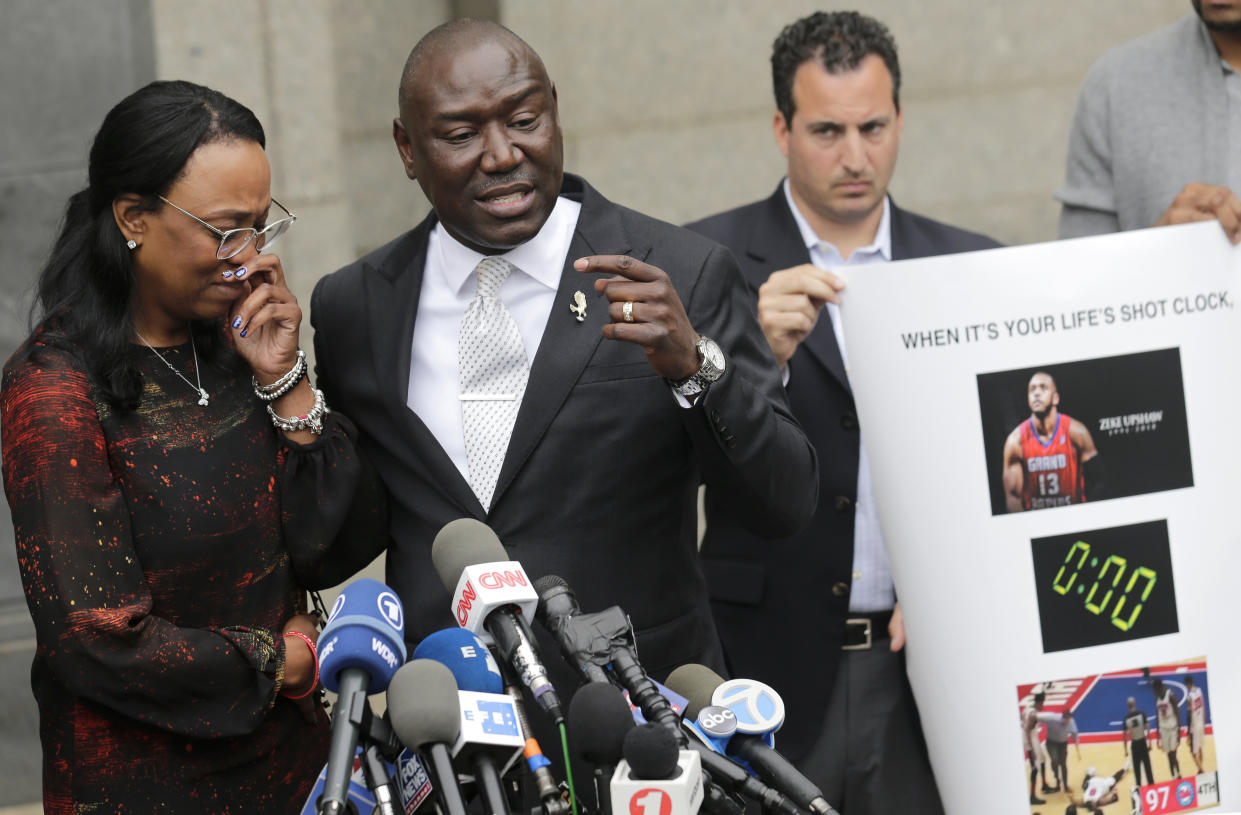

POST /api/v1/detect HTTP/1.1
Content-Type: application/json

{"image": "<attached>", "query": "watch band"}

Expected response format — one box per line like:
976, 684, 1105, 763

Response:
669, 336, 724, 396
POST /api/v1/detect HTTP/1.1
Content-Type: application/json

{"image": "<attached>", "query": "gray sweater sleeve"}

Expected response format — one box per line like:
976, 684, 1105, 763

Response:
1056, 60, 1121, 238
1055, 15, 1227, 238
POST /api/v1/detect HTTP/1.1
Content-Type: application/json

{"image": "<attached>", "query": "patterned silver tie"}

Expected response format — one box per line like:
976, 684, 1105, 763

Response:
459, 256, 529, 511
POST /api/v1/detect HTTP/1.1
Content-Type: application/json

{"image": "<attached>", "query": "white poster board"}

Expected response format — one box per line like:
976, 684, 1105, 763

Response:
839, 222, 1239, 814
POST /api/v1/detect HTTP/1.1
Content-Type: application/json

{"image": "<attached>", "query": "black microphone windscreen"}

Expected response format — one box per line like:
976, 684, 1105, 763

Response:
431, 518, 508, 592
532, 574, 568, 595
567, 682, 635, 765
533, 573, 577, 628
663, 663, 726, 720
623, 723, 680, 780
388, 659, 461, 748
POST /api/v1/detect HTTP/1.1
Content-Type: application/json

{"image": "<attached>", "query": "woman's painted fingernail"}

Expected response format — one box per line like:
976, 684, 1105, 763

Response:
232, 317, 242, 329
235, 267, 247, 279
222, 270, 234, 279
240, 328, 247, 338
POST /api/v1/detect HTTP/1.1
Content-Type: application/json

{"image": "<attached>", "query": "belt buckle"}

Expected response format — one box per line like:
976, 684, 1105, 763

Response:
842, 617, 872, 650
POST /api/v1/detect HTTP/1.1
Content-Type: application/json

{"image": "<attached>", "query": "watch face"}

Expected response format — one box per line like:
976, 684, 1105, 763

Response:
701, 339, 725, 372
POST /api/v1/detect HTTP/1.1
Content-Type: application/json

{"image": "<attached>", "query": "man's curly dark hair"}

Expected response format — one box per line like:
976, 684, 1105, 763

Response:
771, 11, 901, 126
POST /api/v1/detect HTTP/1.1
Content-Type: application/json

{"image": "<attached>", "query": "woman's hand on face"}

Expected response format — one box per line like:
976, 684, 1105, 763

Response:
226, 253, 303, 383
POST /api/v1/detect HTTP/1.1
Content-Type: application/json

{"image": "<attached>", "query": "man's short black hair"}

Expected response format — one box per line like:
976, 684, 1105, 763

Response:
771, 10, 901, 126
399, 18, 541, 117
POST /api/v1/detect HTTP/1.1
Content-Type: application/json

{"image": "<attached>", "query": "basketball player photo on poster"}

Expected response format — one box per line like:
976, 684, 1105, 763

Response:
977, 348, 1193, 515
1017, 658, 1219, 815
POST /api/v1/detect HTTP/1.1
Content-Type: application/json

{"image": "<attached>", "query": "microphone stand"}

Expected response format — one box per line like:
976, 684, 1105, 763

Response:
361, 740, 398, 815
557, 608, 746, 815
497, 658, 571, 815
319, 692, 401, 815
563, 606, 684, 745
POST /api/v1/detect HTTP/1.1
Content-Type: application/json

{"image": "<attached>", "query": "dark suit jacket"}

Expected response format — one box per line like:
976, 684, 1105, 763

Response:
311, 175, 817, 687
685, 183, 1000, 761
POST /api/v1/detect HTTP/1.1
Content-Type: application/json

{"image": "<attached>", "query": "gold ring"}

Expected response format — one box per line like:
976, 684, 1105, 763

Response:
622, 301, 635, 323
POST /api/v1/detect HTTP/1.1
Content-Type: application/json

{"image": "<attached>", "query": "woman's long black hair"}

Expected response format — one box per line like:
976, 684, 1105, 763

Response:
29, 80, 265, 410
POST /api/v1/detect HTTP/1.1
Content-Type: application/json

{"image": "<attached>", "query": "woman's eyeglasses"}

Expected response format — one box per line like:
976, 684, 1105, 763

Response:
157, 195, 296, 260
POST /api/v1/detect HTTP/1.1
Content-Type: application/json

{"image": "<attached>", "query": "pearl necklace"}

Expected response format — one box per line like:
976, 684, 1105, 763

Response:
136, 331, 209, 406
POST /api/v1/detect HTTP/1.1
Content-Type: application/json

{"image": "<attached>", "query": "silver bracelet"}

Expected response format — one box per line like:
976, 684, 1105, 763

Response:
253, 350, 307, 402
268, 388, 330, 435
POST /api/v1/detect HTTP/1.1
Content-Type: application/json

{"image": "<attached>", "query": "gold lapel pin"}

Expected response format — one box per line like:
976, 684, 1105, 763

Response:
570, 290, 588, 322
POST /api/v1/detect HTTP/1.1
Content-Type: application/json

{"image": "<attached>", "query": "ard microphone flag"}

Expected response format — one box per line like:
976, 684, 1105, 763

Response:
318, 577, 407, 694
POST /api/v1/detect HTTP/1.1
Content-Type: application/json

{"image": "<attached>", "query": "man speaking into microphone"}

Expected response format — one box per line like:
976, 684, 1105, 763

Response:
311, 18, 815, 684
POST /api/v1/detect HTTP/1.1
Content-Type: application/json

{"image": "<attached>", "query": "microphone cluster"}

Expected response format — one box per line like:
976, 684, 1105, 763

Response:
300, 519, 839, 815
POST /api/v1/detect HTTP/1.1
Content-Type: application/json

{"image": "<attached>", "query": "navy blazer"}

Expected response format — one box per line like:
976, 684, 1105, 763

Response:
686, 183, 999, 761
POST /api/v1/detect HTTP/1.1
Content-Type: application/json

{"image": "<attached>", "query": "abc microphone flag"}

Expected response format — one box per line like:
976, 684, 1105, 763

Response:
711, 676, 785, 749
666, 664, 837, 815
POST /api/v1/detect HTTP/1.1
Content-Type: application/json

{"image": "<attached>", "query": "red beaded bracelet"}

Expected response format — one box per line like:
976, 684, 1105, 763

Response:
281, 630, 319, 700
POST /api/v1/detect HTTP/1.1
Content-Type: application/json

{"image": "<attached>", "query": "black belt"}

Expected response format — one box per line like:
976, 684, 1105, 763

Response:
842, 610, 893, 650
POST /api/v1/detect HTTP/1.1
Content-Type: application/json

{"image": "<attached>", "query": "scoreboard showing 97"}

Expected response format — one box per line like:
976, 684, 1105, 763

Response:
1030, 519, 1179, 653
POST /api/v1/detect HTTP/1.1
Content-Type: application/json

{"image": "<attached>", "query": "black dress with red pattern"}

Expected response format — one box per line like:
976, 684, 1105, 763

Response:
1, 326, 386, 813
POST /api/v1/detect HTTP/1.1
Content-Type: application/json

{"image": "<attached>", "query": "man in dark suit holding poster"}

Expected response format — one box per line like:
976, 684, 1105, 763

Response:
311, 19, 815, 687
686, 11, 998, 814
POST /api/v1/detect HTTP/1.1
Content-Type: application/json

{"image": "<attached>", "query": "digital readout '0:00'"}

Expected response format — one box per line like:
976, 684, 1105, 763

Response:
1052, 541, 1157, 631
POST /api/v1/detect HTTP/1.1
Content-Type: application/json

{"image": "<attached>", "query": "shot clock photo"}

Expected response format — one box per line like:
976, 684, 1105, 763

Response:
977, 348, 1193, 515
1016, 659, 1219, 815
1030, 520, 1178, 653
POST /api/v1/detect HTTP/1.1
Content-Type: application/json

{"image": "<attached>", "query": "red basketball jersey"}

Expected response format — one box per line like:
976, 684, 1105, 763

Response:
1019, 413, 1083, 510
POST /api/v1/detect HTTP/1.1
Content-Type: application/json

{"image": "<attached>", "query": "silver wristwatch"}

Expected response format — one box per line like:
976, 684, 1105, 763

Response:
669, 336, 726, 398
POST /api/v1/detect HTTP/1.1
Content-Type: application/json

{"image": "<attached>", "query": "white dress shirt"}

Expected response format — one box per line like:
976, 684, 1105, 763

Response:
783, 180, 896, 613
407, 196, 582, 483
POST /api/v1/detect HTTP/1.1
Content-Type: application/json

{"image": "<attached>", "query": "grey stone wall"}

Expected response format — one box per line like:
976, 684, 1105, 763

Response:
0, 3, 156, 805
507, 0, 1186, 246
0, 1, 154, 359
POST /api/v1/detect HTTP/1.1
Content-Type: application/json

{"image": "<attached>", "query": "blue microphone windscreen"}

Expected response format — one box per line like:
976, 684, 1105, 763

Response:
318, 578, 407, 694
412, 627, 504, 693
